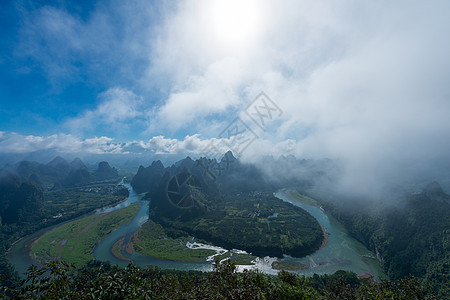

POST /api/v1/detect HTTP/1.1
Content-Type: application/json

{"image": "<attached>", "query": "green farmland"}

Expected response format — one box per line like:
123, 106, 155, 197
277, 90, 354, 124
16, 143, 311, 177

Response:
32, 203, 139, 266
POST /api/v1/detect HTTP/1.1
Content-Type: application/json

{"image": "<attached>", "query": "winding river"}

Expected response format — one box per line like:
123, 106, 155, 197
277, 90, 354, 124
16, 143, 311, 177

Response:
92, 184, 212, 272
8, 184, 385, 278
273, 189, 385, 277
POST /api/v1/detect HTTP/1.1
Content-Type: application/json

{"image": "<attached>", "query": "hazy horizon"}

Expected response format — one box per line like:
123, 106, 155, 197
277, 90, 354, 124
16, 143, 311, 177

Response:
2, 0, 450, 196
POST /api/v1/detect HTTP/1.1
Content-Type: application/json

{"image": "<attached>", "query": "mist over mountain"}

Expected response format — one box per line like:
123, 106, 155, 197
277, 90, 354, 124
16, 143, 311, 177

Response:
3, 143, 449, 203
131, 160, 165, 194
132, 151, 340, 200
0, 0, 449, 203
70, 157, 87, 170
422, 181, 450, 204
129, 148, 450, 205
93, 161, 119, 180
1, 0, 450, 297
2, 156, 121, 190
0, 147, 187, 171
0, 170, 43, 225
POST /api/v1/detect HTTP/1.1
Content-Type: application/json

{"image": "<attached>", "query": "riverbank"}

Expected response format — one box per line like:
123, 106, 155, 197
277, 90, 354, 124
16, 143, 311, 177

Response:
10, 184, 386, 279
319, 224, 329, 249
7, 237, 24, 253
31, 203, 140, 266
111, 237, 131, 262
285, 189, 329, 249
285, 189, 322, 208
128, 219, 217, 262
94, 195, 129, 213
7, 188, 131, 260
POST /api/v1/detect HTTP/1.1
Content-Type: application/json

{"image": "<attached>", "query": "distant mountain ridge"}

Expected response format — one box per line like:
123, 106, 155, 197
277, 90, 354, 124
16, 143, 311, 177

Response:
93, 161, 119, 180
130, 151, 327, 257
3, 157, 120, 190
131, 151, 264, 196
422, 181, 450, 204
130, 151, 338, 224
131, 151, 335, 197
131, 160, 165, 195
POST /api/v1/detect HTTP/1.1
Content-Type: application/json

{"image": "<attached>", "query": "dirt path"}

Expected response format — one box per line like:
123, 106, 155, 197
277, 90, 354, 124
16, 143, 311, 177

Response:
81, 213, 106, 233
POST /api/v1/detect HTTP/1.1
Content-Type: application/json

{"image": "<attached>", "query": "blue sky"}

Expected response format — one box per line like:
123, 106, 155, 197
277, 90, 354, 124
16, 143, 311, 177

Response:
1, 0, 299, 147
0, 0, 165, 138
1, 0, 450, 191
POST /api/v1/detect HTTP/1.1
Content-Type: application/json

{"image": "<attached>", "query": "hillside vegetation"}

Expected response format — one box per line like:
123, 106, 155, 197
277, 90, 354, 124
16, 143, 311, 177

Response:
133, 155, 325, 258
131, 219, 217, 262
0, 161, 128, 290
151, 192, 324, 257
32, 203, 139, 266
302, 182, 450, 298
1, 260, 436, 299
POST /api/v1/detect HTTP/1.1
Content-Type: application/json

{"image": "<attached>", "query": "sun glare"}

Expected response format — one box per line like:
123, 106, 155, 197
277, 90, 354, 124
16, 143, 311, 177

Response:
208, 0, 262, 49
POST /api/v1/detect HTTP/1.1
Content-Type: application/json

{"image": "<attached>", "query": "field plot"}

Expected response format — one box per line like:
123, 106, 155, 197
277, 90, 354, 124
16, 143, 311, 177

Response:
32, 203, 139, 266
131, 219, 216, 262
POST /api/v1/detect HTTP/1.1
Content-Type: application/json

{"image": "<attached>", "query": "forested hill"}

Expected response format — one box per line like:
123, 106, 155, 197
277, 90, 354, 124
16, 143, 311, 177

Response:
0, 170, 43, 225
304, 182, 450, 298
131, 152, 325, 257
130, 151, 336, 197
0, 157, 125, 291
0, 157, 123, 228
131, 151, 270, 196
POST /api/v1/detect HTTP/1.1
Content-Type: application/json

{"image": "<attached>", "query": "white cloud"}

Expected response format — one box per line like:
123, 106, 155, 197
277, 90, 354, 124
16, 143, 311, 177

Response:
15, 1, 153, 88
96, 88, 143, 123
0, 132, 120, 154
0, 131, 296, 162
9, 0, 450, 192
144, 0, 450, 192
0, 132, 210, 156
64, 87, 143, 134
